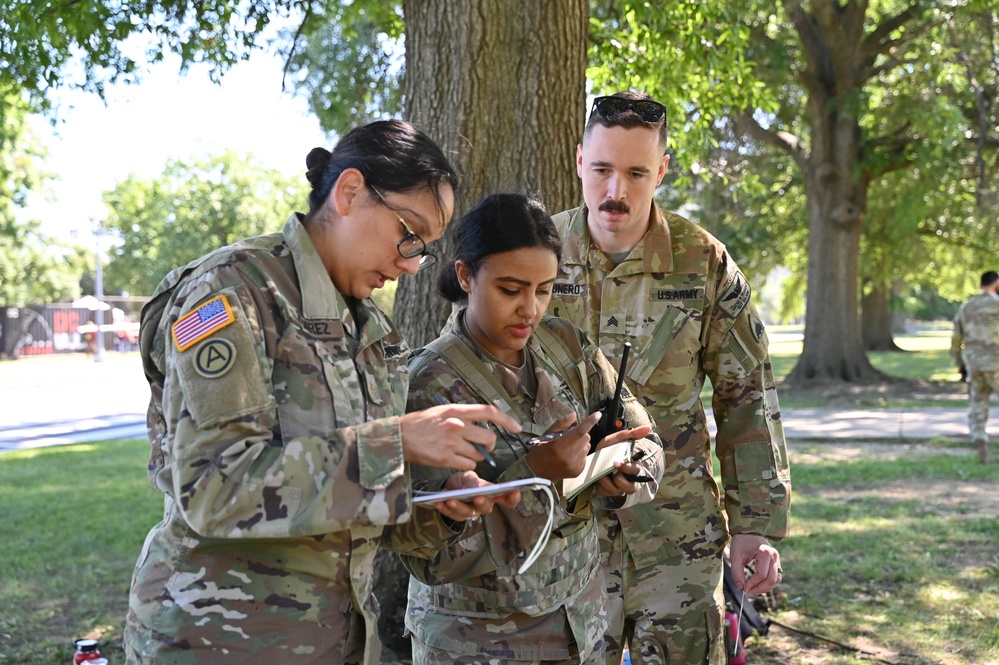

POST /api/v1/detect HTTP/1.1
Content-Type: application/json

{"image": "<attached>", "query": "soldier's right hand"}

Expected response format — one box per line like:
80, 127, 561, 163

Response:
400, 404, 521, 471
429, 470, 523, 521
525, 412, 601, 480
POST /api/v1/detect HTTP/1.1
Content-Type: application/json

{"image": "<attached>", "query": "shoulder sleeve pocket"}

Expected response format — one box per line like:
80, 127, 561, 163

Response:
173, 287, 275, 429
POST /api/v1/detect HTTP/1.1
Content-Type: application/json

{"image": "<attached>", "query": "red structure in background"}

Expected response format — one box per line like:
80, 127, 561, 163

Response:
1, 302, 143, 359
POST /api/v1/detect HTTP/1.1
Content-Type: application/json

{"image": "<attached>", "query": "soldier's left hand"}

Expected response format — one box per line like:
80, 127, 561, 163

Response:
593, 424, 652, 450
595, 459, 643, 496
430, 470, 522, 522
593, 424, 653, 496
730, 533, 782, 595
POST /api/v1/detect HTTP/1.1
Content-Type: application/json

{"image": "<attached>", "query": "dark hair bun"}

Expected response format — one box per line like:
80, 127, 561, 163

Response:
305, 148, 332, 189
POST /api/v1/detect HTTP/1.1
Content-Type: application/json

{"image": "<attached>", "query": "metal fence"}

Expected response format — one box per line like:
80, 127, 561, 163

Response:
1, 300, 145, 358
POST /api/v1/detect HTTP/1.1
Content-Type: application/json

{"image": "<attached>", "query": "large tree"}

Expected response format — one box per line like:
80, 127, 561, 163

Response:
394, 0, 588, 346
738, 1, 999, 382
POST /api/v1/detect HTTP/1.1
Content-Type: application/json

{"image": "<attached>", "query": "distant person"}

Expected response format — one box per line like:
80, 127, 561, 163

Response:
548, 91, 791, 664
124, 120, 523, 665
950, 270, 999, 464
82, 321, 97, 356
403, 193, 664, 664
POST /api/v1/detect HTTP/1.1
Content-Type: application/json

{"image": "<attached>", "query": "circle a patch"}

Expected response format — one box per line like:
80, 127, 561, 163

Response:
194, 339, 236, 378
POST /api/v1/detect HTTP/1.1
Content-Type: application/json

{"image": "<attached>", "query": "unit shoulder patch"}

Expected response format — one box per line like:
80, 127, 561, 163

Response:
717, 272, 751, 318
194, 338, 237, 378
173, 295, 236, 351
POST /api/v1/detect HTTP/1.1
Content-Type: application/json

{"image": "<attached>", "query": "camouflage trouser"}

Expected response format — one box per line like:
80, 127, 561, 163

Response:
601, 533, 726, 665
410, 634, 606, 665
968, 370, 999, 442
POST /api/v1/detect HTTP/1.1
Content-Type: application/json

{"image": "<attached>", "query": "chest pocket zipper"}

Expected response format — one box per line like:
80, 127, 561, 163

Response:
627, 306, 692, 386
315, 340, 366, 427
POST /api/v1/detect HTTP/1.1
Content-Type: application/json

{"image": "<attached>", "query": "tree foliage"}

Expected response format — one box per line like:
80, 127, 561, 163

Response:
0, 0, 300, 117
281, 1, 404, 135
0, 94, 85, 305
101, 151, 306, 297
592, 0, 999, 383
588, 1, 778, 173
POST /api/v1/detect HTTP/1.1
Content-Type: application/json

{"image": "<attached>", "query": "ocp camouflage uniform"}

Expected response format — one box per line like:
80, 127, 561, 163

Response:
403, 310, 665, 664
950, 292, 999, 458
125, 214, 457, 665
548, 205, 791, 665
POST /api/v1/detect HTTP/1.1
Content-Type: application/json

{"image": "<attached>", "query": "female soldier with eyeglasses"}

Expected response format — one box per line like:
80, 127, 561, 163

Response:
124, 120, 523, 665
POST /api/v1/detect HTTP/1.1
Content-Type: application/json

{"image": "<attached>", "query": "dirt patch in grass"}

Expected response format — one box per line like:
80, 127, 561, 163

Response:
816, 480, 997, 518
789, 439, 997, 518
798, 437, 998, 511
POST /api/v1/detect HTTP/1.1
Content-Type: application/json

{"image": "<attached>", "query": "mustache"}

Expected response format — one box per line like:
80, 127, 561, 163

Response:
599, 199, 630, 214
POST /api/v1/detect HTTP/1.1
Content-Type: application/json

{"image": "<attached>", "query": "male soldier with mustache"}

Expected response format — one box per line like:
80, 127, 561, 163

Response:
548, 91, 792, 665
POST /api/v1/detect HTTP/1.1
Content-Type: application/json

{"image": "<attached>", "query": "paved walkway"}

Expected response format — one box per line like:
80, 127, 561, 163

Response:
0, 354, 989, 454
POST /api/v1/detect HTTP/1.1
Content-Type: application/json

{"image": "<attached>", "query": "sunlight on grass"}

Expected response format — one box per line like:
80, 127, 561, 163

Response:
923, 583, 967, 603
808, 516, 899, 533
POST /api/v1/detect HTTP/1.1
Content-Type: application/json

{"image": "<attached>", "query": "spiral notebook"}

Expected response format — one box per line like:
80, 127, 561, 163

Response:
561, 441, 633, 500
412, 477, 553, 504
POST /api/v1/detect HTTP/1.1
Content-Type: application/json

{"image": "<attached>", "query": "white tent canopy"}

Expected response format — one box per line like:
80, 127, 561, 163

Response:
71, 295, 111, 311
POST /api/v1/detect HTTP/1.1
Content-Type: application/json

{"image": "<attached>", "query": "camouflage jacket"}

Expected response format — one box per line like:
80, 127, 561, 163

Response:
402, 311, 664, 661
549, 205, 791, 569
125, 214, 455, 665
951, 292, 999, 372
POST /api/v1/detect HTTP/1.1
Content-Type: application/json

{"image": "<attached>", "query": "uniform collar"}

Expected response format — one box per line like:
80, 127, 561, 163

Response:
284, 213, 348, 322
283, 213, 393, 341
562, 202, 673, 275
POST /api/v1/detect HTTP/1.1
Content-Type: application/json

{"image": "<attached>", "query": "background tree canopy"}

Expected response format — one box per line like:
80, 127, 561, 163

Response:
3, 0, 998, 387
100, 151, 305, 297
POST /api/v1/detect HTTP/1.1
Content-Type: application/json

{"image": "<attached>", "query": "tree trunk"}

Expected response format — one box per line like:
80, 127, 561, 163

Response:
784, 2, 885, 385
394, 0, 587, 348
861, 282, 902, 351
374, 3, 587, 659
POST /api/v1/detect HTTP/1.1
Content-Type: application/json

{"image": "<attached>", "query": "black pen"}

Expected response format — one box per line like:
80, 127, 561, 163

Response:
432, 394, 497, 467
528, 430, 565, 446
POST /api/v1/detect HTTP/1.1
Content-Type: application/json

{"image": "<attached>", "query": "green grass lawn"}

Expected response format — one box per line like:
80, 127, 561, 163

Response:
2, 436, 996, 664
741, 325, 968, 408
757, 447, 999, 664
0, 439, 161, 665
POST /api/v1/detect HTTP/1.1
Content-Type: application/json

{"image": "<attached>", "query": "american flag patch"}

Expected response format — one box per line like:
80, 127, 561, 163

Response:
172, 295, 235, 352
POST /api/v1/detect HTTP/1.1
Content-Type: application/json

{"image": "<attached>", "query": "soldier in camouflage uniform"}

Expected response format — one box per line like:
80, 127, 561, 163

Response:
403, 194, 665, 664
950, 270, 999, 464
124, 121, 524, 665
548, 93, 791, 665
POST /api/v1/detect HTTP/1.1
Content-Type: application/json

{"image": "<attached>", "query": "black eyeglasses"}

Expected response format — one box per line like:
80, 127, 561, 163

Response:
590, 96, 667, 124
370, 187, 437, 271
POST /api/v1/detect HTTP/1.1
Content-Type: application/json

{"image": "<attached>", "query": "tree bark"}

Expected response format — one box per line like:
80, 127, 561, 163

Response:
374, 3, 587, 659
861, 282, 902, 351
783, 1, 886, 385
394, 0, 587, 348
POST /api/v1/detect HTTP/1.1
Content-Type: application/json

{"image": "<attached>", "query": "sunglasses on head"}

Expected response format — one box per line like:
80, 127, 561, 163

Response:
590, 96, 667, 123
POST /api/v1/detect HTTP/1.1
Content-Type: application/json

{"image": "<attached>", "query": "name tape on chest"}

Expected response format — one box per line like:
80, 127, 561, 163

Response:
173, 295, 236, 352
650, 286, 705, 302
552, 282, 588, 297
